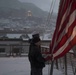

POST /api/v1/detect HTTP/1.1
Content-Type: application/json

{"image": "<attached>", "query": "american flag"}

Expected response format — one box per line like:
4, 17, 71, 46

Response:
51, 0, 76, 60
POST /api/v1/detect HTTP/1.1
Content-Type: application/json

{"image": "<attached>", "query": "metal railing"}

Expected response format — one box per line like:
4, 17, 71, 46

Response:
41, 46, 76, 75
0, 44, 76, 75
0, 45, 29, 57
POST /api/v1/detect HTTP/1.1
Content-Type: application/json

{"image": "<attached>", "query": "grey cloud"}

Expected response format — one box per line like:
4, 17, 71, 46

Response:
19, 0, 60, 12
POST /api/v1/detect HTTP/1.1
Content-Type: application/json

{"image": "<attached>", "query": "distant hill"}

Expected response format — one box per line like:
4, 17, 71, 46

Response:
0, 0, 48, 18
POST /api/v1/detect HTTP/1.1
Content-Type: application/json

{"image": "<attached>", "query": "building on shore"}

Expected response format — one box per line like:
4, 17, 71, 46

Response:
0, 34, 51, 57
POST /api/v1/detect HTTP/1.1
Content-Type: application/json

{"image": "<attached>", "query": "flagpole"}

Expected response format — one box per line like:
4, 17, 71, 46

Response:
49, 0, 60, 74
50, 60, 54, 75
64, 54, 67, 75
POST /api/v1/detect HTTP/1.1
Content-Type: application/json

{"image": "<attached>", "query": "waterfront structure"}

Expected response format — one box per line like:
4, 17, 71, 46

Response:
0, 38, 51, 57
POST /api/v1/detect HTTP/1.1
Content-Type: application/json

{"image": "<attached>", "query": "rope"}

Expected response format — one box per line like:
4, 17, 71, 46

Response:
45, 0, 56, 27
45, 0, 57, 75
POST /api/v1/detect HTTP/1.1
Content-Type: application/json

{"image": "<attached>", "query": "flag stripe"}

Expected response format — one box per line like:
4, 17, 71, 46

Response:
57, 2, 76, 41
53, 23, 76, 53
51, 0, 76, 60
56, 0, 72, 30
53, 9, 76, 53
53, 26, 76, 58
54, 10, 76, 52
54, 36, 76, 59
51, 0, 72, 51
58, 0, 72, 31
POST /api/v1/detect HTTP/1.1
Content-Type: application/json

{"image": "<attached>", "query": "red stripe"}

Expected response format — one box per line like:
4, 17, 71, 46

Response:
53, 1, 76, 53
51, 0, 72, 49
54, 36, 76, 60
56, 0, 72, 29
53, 21, 76, 53
57, 1, 76, 41
51, 0, 76, 60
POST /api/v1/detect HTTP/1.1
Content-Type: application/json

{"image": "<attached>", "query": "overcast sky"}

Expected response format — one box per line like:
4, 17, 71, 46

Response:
19, 0, 60, 13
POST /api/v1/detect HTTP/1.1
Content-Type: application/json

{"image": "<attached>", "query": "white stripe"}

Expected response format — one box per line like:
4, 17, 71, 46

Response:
52, 1, 72, 52
71, 26, 76, 40
59, 2, 72, 31
59, 10, 68, 30
53, 26, 76, 58
66, 10, 76, 32
55, 10, 76, 48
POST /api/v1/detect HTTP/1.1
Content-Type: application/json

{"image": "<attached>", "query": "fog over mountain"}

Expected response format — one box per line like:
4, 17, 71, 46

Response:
0, 0, 57, 35
19, 0, 60, 13
0, 0, 49, 18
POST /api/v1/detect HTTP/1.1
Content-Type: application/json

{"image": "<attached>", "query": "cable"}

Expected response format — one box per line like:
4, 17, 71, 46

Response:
45, 0, 57, 75
45, 0, 56, 26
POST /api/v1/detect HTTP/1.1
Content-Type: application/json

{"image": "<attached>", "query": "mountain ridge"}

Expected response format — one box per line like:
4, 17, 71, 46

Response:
0, 0, 48, 18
